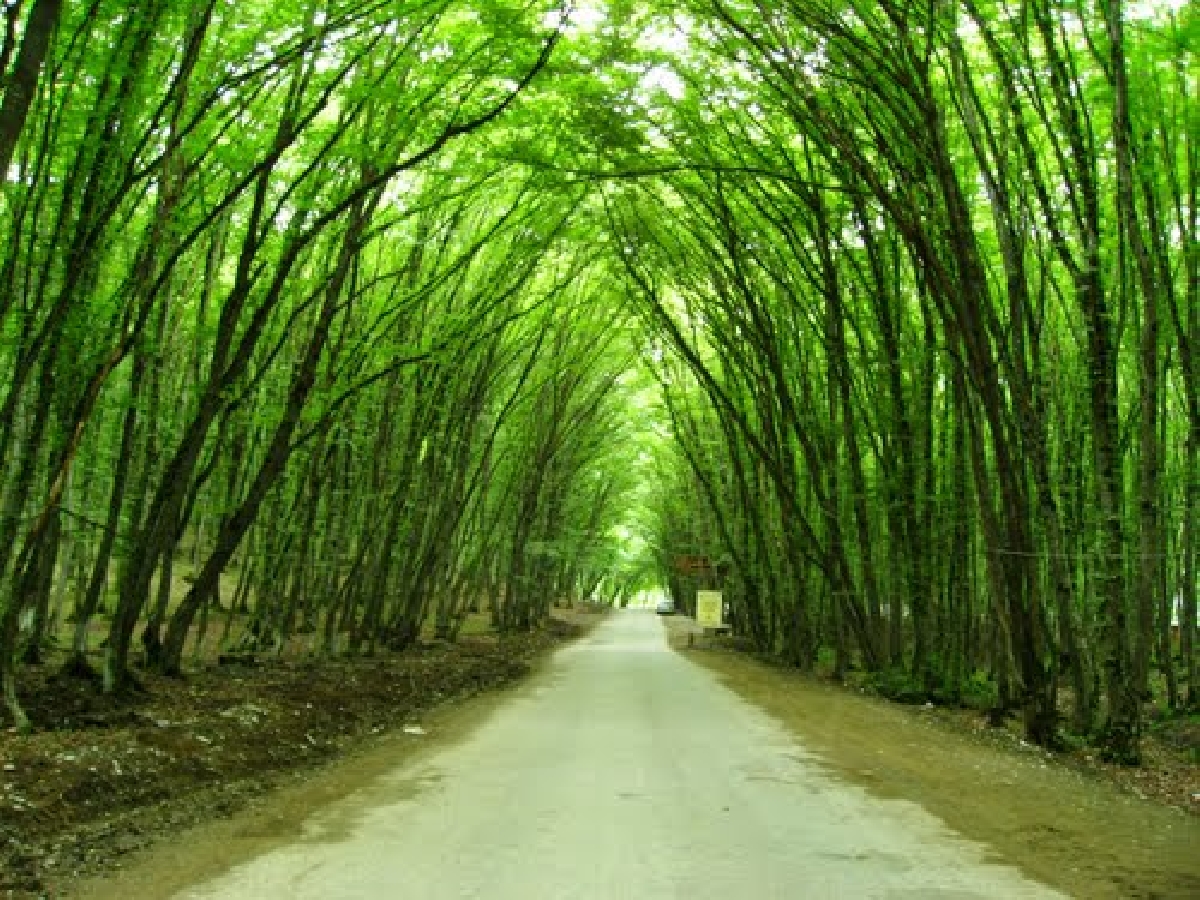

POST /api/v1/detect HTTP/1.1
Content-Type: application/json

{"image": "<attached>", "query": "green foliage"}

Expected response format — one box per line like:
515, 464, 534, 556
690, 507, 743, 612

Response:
0, 0, 1192, 773
956, 672, 999, 712
865, 668, 929, 706
863, 666, 996, 710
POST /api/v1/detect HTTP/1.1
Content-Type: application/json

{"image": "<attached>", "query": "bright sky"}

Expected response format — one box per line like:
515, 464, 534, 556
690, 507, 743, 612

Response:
543, 2, 607, 35
544, 2, 690, 101
1127, 0, 1191, 17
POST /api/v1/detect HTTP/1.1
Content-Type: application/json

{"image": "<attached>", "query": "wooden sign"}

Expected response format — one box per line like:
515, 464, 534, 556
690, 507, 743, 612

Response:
674, 555, 713, 576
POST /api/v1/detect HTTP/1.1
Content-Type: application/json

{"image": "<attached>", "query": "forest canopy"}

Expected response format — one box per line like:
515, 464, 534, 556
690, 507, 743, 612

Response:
0, 0, 1194, 765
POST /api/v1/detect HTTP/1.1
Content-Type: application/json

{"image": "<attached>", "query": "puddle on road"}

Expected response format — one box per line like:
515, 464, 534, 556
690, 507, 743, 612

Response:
290, 767, 446, 847
686, 647, 1200, 899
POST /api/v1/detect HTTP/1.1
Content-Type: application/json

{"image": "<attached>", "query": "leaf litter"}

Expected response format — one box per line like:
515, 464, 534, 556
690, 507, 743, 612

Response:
0, 616, 589, 897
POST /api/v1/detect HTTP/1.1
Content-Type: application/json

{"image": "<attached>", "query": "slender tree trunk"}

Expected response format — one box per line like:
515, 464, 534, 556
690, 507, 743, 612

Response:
0, 0, 62, 179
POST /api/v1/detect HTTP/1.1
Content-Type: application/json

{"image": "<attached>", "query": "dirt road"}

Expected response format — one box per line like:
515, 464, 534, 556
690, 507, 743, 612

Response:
75, 610, 1196, 898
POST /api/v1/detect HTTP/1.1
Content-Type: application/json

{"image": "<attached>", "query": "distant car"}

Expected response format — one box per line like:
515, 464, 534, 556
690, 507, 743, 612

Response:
655, 599, 675, 615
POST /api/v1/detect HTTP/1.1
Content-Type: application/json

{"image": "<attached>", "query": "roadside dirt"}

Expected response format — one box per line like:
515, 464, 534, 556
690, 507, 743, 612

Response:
670, 621, 1200, 899
0, 609, 604, 899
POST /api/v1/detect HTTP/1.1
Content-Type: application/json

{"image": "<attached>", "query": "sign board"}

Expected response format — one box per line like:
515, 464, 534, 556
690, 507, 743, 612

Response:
674, 555, 713, 576
696, 590, 724, 628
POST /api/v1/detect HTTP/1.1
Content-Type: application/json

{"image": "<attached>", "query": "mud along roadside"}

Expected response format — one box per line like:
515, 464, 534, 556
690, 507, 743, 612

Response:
666, 616, 1199, 900
1, 610, 604, 898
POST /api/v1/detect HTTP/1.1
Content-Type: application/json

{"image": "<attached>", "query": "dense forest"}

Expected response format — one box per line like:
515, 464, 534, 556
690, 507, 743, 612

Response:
0, 0, 1193, 767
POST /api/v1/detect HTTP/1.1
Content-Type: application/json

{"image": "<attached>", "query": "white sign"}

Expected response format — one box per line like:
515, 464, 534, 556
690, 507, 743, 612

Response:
696, 590, 724, 628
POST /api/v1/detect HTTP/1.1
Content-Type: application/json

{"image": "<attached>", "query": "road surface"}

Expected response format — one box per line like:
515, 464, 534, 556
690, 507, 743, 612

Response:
175, 610, 1061, 899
